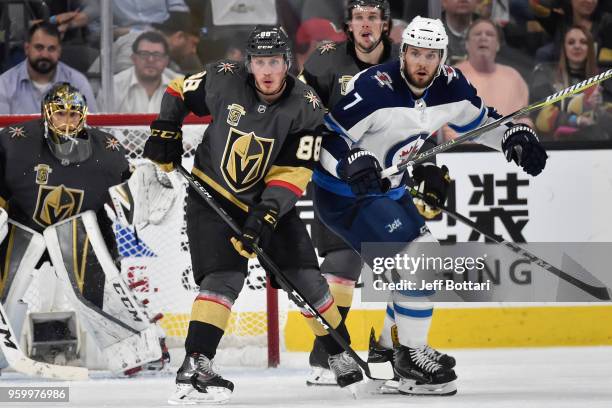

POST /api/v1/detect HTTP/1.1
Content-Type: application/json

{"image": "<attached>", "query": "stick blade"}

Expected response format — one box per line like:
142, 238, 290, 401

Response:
8, 354, 89, 381
366, 361, 395, 380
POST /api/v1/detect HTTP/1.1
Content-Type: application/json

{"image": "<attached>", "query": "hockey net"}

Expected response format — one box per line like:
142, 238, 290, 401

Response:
0, 113, 289, 368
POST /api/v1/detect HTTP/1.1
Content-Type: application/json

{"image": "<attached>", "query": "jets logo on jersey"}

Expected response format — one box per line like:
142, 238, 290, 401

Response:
317, 41, 337, 54
34, 164, 52, 185
442, 65, 458, 84
33, 184, 84, 228
373, 71, 393, 91
339, 75, 353, 95
226, 103, 246, 126
221, 128, 275, 193
304, 90, 322, 110
217, 61, 237, 74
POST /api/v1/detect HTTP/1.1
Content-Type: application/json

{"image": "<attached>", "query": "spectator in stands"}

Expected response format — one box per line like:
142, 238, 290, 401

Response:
441, 18, 531, 141
442, 0, 480, 65
389, 19, 409, 44
98, 31, 179, 113
0, 22, 97, 114
530, 0, 612, 64
531, 25, 611, 140
294, 18, 346, 70
52, 0, 190, 40
88, 11, 202, 75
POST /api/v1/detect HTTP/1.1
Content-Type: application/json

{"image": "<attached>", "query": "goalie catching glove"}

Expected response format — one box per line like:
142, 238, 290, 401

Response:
231, 204, 278, 259
411, 163, 451, 219
107, 161, 178, 227
502, 124, 547, 176
143, 119, 183, 172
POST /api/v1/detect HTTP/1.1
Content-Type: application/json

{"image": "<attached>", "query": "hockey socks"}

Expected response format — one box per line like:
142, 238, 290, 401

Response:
184, 292, 233, 358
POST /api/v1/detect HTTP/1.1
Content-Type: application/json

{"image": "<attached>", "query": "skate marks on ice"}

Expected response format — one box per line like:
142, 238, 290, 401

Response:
0, 348, 610, 407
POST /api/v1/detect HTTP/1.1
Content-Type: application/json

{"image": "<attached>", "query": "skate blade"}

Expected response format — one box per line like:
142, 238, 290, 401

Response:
306, 367, 338, 387
346, 383, 359, 399
357, 379, 399, 395
168, 384, 232, 405
397, 379, 457, 396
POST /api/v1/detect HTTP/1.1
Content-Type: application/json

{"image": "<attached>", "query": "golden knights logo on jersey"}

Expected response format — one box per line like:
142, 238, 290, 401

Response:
34, 164, 52, 185
221, 128, 274, 192
33, 184, 84, 227
339, 75, 353, 96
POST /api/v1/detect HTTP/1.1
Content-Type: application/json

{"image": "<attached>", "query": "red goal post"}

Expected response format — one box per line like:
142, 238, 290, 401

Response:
0, 113, 284, 368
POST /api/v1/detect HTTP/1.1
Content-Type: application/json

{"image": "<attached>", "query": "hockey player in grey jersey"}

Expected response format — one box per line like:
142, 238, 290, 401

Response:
143, 26, 363, 405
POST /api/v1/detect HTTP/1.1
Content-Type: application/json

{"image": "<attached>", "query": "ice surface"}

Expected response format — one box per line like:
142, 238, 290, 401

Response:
1, 347, 611, 408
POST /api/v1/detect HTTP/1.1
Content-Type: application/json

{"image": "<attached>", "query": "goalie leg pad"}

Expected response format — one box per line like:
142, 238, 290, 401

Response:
0, 219, 46, 341
43, 211, 162, 374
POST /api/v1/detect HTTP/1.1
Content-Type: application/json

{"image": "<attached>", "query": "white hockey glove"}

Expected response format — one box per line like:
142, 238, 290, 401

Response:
107, 160, 178, 227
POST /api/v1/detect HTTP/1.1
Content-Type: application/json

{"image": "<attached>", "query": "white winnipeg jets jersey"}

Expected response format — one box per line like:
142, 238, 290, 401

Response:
316, 60, 510, 195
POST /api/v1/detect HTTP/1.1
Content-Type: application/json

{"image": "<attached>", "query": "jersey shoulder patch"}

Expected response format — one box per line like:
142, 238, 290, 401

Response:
316, 41, 339, 55
212, 60, 241, 75
440, 64, 460, 84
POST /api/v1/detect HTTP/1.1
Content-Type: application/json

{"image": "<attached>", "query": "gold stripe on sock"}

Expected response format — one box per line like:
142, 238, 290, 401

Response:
328, 281, 355, 308
191, 299, 231, 331
303, 303, 342, 336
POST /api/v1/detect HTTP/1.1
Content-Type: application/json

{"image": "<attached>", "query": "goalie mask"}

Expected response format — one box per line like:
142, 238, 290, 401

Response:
42, 82, 91, 166
400, 16, 449, 89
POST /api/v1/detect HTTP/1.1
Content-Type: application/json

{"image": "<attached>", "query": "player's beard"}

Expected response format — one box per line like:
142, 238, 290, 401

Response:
29, 56, 57, 74
404, 68, 437, 90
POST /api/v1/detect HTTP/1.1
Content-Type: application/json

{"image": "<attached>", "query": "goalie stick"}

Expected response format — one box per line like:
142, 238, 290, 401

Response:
409, 187, 611, 301
176, 165, 395, 381
381, 68, 612, 178
0, 302, 88, 380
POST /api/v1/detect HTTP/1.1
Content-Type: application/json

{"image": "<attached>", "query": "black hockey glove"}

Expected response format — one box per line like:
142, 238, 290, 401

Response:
502, 124, 548, 176
231, 204, 279, 259
338, 148, 390, 196
143, 119, 183, 172
411, 163, 451, 219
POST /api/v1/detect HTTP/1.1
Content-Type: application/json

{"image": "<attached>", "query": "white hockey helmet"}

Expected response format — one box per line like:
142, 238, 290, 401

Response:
400, 16, 448, 70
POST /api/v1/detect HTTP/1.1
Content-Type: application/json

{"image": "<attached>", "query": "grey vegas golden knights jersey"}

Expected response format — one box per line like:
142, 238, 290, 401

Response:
302, 38, 398, 109
0, 119, 129, 233
161, 59, 326, 216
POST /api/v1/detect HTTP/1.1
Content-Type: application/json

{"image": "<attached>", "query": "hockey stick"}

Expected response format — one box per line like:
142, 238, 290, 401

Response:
0, 302, 89, 380
409, 187, 611, 300
381, 68, 612, 178
176, 165, 394, 381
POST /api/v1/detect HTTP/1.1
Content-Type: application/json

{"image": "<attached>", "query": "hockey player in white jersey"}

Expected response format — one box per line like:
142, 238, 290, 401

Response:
313, 16, 547, 396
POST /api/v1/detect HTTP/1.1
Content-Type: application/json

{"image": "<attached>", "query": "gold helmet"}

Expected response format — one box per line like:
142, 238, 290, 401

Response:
42, 83, 91, 165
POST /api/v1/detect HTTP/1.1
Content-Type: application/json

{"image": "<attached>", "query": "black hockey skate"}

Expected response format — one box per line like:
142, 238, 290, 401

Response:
328, 351, 363, 388
422, 345, 456, 369
168, 353, 234, 405
306, 339, 337, 386
394, 345, 457, 396
366, 328, 400, 394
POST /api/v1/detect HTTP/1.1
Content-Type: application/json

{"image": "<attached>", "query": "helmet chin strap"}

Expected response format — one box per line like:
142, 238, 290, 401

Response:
355, 34, 383, 54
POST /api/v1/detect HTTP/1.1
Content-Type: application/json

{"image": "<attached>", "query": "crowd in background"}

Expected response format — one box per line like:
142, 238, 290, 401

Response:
0, 0, 611, 141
